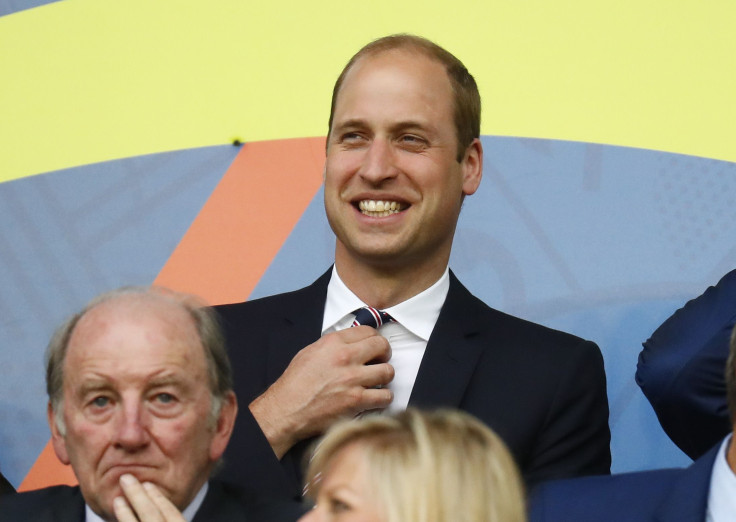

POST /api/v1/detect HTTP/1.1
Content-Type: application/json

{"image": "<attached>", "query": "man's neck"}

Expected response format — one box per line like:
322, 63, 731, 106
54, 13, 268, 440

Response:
728, 429, 736, 474
334, 253, 449, 309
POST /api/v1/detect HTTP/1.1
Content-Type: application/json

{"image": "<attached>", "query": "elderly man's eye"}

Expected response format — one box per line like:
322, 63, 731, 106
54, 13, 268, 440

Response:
155, 393, 175, 404
91, 396, 110, 408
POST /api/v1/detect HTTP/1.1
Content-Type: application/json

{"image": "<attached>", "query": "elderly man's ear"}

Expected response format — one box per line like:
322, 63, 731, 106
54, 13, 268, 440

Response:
47, 402, 71, 466
209, 392, 238, 462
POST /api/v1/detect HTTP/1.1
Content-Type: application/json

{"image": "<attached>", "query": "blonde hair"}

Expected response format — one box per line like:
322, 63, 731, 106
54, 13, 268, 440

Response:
304, 409, 526, 522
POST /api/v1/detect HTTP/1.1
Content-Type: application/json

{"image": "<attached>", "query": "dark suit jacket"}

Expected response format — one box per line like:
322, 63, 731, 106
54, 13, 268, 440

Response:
636, 269, 736, 459
0, 480, 304, 522
530, 441, 721, 522
216, 269, 611, 496
0, 471, 14, 497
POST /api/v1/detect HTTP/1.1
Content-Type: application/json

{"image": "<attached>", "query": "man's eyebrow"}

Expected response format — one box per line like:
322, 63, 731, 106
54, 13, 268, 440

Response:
332, 119, 433, 134
147, 374, 187, 389
76, 379, 112, 398
332, 118, 368, 131
388, 120, 433, 133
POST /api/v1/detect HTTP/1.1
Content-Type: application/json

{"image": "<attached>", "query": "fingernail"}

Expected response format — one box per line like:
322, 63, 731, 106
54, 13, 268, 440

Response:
120, 474, 135, 486
143, 481, 155, 491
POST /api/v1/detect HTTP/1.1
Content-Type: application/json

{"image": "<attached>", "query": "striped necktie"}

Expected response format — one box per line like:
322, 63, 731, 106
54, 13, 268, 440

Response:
351, 306, 396, 328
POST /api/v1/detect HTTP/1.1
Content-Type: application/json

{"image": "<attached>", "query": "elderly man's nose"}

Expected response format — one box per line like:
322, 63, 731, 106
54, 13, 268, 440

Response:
113, 404, 150, 449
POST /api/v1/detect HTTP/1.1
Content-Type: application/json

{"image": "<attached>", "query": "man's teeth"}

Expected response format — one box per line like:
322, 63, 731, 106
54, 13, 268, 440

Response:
358, 200, 404, 217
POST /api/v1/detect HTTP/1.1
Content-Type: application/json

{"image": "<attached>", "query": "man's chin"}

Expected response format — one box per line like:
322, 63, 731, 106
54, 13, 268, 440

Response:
83, 473, 163, 520
82, 489, 119, 522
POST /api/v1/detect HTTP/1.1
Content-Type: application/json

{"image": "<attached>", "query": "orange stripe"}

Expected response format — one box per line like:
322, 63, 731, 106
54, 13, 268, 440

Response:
155, 137, 326, 303
20, 137, 326, 490
18, 441, 76, 492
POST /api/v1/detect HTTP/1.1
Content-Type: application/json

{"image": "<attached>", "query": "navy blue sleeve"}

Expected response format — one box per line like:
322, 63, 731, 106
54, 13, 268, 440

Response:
636, 269, 736, 459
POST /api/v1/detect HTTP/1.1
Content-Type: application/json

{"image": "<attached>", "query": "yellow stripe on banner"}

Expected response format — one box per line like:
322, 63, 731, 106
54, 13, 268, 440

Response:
1, 0, 734, 183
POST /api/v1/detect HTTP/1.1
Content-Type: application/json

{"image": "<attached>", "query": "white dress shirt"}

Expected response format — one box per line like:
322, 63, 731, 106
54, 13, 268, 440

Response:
322, 265, 449, 412
85, 481, 208, 522
706, 434, 736, 522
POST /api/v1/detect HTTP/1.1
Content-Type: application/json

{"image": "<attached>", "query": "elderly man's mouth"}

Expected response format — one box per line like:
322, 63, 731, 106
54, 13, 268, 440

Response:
105, 464, 156, 477
357, 200, 406, 217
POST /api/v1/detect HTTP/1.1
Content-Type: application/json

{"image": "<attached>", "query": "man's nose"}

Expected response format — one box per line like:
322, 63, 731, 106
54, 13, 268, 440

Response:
359, 139, 397, 183
113, 402, 150, 450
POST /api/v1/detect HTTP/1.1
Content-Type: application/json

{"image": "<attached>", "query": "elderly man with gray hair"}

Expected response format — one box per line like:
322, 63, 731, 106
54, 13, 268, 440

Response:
0, 287, 303, 522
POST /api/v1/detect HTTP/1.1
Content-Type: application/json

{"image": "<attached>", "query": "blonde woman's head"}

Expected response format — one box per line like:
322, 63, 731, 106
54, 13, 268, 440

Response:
301, 409, 526, 522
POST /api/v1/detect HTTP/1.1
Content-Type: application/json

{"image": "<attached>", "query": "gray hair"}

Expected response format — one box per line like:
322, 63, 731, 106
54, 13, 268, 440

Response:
46, 286, 233, 435
727, 324, 736, 421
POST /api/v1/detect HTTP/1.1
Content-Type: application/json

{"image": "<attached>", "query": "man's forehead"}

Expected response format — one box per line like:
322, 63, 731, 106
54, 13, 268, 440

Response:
73, 294, 193, 339
65, 295, 203, 369
346, 47, 445, 82
332, 49, 454, 130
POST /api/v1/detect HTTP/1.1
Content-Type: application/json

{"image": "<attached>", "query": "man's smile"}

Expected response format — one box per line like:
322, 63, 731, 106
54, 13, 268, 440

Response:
357, 199, 407, 217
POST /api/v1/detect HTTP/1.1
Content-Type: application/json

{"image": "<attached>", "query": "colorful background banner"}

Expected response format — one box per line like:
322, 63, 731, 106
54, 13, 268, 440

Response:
1, 0, 734, 489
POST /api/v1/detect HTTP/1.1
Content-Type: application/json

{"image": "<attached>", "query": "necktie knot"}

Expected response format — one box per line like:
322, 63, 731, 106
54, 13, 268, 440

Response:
351, 306, 396, 329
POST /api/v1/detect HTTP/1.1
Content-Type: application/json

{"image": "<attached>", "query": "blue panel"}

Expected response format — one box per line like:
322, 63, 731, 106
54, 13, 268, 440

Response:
0, 145, 237, 486
254, 137, 736, 473
0, 0, 60, 17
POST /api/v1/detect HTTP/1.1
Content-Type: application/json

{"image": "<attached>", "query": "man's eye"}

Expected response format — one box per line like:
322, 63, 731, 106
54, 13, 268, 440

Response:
91, 396, 110, 408
400, 134, 426, 145
154, 393, 175, 404
341, 132, 364, 142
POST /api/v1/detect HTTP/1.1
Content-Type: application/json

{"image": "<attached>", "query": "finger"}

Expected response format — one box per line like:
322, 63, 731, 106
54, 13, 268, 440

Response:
352, 335, 392, 364
143, 482, 187, 521
359, 386, 394, 411
118, 474, 163, 522
113, 496, 139, 522
360, 362, 395, 388
333, 325, 383, 342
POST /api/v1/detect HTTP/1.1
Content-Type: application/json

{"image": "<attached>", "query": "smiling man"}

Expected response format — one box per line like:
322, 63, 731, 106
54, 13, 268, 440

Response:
216, 34, 611, 496
0, 287, 303, 521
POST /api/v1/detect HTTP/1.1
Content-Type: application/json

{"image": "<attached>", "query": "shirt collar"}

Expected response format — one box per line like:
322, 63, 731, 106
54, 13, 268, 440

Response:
322, 265, 450, 341
706, 434, 736, 521
85, 481, 208, 522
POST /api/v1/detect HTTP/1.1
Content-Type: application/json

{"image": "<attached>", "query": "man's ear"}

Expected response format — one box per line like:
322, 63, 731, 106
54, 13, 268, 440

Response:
209, 392, 238, 462
47, 402, 70, 465
460, 138, 483, 196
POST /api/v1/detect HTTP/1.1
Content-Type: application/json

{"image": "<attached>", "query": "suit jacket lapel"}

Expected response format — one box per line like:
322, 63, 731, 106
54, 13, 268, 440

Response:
45, 486, 85, 522
266, 269, 332, 485
653, 443, 719, 522
265, 268, 332, 384
409, 271, 485, 408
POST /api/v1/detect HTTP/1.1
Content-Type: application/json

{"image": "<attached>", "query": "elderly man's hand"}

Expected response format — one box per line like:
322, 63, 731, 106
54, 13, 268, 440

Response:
249, 326, 394, 458
113, 474, 185, 522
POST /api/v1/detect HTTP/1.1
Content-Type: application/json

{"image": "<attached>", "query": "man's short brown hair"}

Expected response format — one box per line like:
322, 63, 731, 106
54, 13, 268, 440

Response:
327, 34, 481, 162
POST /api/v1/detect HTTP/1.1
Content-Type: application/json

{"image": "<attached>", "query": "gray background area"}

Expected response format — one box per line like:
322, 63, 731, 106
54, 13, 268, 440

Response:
0, 145, 238, 486
0, 136, 734, 486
